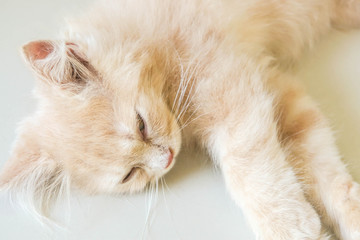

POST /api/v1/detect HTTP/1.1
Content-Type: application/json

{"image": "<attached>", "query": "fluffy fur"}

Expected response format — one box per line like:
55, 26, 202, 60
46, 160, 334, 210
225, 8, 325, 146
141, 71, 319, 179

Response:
0, 0, 360, 239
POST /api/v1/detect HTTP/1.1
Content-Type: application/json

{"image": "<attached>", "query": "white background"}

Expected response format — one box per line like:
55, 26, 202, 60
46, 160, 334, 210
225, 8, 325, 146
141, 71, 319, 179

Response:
0, 0, 359, 239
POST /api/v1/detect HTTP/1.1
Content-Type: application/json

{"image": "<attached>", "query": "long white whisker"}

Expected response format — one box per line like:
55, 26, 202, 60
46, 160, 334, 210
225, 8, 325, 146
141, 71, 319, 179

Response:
162, 177, 172, 195
176, 84, 199, 122
179, 104, 201, 128
141, 179, 159, 240
160, 178, 181, 240
174, 59, 193, 117
174, 59, 199, 119
142, 183, 153, 239
174, 111, 211, 136
171, 50, 185, 113
176, 63, 200, 122
160, 178, 171, 217
175, 61, 201, 118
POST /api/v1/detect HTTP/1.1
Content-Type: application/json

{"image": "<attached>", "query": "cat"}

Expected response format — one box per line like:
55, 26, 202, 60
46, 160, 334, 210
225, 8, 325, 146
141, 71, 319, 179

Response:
0, 0, 360, 239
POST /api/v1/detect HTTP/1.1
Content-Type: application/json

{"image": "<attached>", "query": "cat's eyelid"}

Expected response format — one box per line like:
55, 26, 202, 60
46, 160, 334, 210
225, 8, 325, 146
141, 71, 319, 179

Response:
121, 167, 138, 184
136, 112, 147, 140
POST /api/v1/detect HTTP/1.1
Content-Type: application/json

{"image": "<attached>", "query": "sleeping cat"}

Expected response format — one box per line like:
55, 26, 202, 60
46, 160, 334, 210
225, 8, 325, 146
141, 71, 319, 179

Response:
0, 0, 360, 239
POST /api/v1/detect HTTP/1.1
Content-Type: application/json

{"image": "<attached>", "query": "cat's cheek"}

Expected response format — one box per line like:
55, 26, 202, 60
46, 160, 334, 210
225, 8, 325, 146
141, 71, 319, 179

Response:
71, 173, 120, 194
121, 175, 149, 194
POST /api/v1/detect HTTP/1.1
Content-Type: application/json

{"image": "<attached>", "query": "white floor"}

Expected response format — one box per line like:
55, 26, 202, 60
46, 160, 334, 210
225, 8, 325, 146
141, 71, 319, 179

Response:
0, 1, 359, 239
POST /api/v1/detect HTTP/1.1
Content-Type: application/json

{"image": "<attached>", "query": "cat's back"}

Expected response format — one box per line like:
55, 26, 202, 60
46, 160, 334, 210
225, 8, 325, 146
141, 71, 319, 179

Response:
65, 0, 225, 50
66, 0, 329, 70
63, 0, 227, 81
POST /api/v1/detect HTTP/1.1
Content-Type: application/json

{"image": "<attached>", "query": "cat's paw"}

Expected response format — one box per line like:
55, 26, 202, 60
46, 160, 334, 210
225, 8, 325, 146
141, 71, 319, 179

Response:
350, 230, 360, 240
344, 221, 360, 240
336, 182, 360, 240
259, 204, 324, 240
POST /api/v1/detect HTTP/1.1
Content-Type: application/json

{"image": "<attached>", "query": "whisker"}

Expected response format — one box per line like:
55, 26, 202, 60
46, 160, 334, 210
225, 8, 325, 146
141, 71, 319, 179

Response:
174, 58, 199, 119
174, 111, 211, 136
141, 179, 159, 240
174, 59, 193, 117
160, 178, 171, 217
176, 64, 201, 122
142, 183, 152, 239
180, 104, 201, 127
177, 95, 201, 128
160, 177, 181, 240
171, 50, 185, 113
175, 61, 201, 121
162, 177, 172, 195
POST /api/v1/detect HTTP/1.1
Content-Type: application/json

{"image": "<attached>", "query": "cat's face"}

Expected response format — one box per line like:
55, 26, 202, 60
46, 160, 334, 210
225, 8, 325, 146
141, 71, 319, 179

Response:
55, 83, 181, 195
0, 40, 181, 197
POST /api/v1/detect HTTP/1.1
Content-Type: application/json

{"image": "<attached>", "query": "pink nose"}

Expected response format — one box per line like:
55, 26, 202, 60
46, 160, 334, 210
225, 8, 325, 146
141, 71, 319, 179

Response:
165, 148, 174, 169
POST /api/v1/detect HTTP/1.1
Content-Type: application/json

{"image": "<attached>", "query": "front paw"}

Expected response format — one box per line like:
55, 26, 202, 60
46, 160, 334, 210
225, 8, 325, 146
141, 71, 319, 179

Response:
336, 182, 360, 240
343, 220, 360, 240
258, 204, 324, 240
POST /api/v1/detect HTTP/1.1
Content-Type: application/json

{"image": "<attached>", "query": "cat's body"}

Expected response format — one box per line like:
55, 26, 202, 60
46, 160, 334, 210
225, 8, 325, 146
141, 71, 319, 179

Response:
1, 0, 360, 239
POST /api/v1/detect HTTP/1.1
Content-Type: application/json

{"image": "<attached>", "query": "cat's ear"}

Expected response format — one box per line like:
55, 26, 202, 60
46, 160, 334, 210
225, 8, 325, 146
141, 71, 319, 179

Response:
21, 40, 94, 90
0, 133, 68, 220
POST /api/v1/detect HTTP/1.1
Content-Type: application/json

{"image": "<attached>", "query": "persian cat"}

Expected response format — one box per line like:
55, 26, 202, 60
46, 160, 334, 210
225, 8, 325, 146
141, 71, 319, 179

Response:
1, 0, 360, 239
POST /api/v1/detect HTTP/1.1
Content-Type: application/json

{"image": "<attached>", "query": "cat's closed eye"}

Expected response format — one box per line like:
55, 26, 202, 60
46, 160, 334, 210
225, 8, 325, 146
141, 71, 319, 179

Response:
122, 167, 139, 184
137, 113, 146, 139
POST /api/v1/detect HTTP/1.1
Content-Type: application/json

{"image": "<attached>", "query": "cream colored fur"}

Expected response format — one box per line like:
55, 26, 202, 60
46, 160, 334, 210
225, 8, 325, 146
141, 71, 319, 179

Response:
0, 0, 360, 239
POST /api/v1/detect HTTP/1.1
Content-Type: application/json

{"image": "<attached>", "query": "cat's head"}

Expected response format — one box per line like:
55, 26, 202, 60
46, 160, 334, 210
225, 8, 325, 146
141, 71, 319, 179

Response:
0, 40, 181, 217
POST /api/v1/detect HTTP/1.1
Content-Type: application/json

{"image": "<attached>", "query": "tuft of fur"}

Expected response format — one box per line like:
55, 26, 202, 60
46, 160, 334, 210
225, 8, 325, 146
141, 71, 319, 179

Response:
0, 123, 71, 225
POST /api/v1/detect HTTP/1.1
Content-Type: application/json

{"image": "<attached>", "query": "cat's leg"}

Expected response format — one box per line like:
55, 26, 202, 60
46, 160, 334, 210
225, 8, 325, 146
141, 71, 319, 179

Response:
202, 93, 328, 239
274, 77, 360, 240
332, 0, 360, 29
219, 140, 328, 240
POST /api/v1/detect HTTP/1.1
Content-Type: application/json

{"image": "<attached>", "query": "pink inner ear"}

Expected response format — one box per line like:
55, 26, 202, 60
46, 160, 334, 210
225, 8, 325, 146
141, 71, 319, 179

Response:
23, 41, 54, 61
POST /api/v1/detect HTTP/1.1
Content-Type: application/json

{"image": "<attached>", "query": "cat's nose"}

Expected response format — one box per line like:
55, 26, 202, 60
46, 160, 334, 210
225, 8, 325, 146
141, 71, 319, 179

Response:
165, 148, 174, 169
